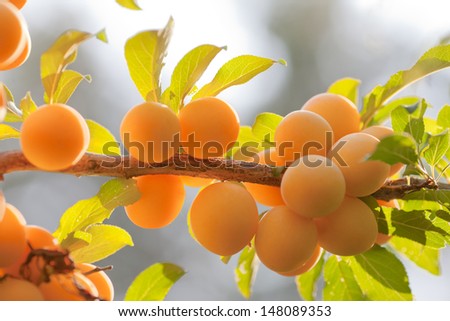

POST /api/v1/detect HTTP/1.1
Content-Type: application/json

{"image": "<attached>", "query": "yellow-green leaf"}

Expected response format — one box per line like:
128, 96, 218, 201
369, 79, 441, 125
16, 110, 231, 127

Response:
226, 125, 262, 158
125, 263, 185, 301
43, 70, 91, 104
95, 29, 108, 43
362, 44, 450, 126
69, 224, 134, 263
54, 178, 140, 243
41, 29, 103, 104
390, 236, 440, 275
323, 256, 365, 300
327, 77, 361, 104
19, 92, 38, 119
86, 119, 121, 156
0, 124, 20, 140
116, 0, 141, 10
295, 253, 324, 301
124, 18, 174, 102
346, 246, 412, 301
252, 112, 283, 145
193, 55, 284, 99
235, 243, 258, 299
161, 44, 224, 113
1, 84, 22, 122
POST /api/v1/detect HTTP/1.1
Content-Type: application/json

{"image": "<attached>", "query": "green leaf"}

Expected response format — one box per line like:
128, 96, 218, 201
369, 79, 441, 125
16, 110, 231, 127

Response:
386, 208, 449, 248
369, 134, 418, 165
295, 253, 324, 301
0, 124, 20, 140
323, 256, 365, 300
235, 243, 258, 299
116, 0, 141, 10
252, 112, 283, 145
2, 84, 24, 122
44, 70, 91, 104
361, 44, 450, 126
390, 237, 440, 275
372, 97, 420, 125
41, 30, 102, 104
405, 190, 450, 211
161, 44, 225, 113
69, 224, 133, 263
391, 107, 409, 134
437, 105, 450, 128
406, 118, 425, 145
124, 263, 185, 301
327, 77, 360, 104
193, 55, 284, 99
19, 92, 37, 119
54, 178, 140, 243
86, 119, 121, 156
346, 246, 412, 300
391, 106, 425, 144
124, 17, 174, 102
423, 130, 450, 167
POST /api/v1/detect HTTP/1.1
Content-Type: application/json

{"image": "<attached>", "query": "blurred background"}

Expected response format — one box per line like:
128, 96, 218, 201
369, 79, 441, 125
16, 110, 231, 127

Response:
1, 0, 450, 300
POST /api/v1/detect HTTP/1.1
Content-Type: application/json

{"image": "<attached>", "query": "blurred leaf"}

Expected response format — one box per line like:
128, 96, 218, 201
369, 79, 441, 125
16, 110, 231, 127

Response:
252, 112, 283, 145
220, 256, 231, 264
235, 243, 258, 299
19, 92, 37, 119
437, 105, 450, 128
295, 253, 324, 301
346, 246, 412, 300
372, 97, 420, 125
390, 237, 440, 275
423, 117, 444, 135
41, 29, 102, 103
327, 77, 360, 104
193, 55, 284, 99
95, 29, 108, 43
406, 118, 425, 145
391, 107, 409, 133
125, 17, 174, 102
323, 256, 365, 300
361, 44, 450, 126
86, 119, 121, 156
54, 178, 140, 243
125, 263, 185, 301
69, 224, 133, 263
423, 130, 450, 167
161, 44, 225, 113
2, 84, 23, 122
0, 124, 20, 140
369, 134, 418, 165
44, 70, 91, 104
116, 0, 141, 10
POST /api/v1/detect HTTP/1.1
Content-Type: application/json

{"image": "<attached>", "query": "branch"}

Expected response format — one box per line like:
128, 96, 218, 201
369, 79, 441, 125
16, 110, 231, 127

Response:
0, 150, 449, 201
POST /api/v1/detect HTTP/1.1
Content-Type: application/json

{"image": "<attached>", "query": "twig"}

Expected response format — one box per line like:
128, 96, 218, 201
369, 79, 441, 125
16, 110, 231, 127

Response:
1, 150, 449, 201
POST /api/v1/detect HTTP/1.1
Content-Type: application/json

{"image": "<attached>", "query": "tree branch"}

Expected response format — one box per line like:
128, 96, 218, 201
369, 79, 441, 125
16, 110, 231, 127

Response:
0, 150, 449, 201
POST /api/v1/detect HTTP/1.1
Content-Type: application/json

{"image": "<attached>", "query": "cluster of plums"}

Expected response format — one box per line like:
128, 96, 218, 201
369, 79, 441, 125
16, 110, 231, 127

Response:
0, 196, 113, 301
119, 93, 397, 276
